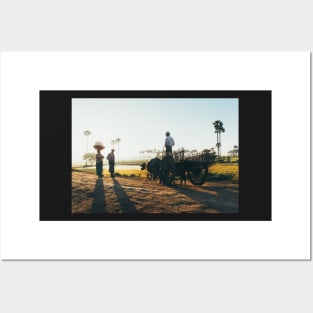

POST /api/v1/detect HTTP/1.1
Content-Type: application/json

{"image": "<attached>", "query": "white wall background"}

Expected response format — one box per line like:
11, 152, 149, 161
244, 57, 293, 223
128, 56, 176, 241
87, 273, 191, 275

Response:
0, 1, 312, 313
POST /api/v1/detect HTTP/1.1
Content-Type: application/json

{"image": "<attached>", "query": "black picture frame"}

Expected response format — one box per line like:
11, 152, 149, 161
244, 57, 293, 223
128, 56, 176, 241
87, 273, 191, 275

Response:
40, 90, 271, 221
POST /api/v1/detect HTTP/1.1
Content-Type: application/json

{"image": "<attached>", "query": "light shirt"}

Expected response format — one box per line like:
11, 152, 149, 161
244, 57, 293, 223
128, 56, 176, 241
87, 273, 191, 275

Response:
165, 135, 175, 147
96, 153, 104, 163
107, 152, 115, 161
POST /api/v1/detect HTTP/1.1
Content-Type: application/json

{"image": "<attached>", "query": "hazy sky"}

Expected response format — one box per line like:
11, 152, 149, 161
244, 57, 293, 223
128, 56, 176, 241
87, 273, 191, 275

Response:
72, 98, 239, 163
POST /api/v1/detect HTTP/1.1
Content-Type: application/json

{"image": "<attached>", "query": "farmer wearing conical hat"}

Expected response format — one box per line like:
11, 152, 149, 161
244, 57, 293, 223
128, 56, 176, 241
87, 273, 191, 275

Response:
93, 141, 105, 178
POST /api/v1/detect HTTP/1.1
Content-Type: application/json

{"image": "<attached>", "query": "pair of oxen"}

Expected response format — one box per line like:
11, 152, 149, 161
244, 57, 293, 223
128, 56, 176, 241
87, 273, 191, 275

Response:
140, 156, 186, 185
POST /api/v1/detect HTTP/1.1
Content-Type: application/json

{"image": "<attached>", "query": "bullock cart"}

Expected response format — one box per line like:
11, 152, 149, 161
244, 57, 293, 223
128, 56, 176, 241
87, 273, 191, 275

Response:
143, 150, 216, 186
168, 150, 216, 185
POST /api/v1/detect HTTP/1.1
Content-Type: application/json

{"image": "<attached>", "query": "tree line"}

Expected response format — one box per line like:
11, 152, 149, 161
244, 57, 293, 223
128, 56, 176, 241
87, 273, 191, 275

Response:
80, 120, 238, 166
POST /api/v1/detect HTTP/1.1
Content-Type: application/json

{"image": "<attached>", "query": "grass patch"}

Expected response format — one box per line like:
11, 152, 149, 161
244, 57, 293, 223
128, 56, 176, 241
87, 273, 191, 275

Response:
208, 163, 239, 182
72, 167, 144, 177
114, 169, 143, 177
206, 172, 235, 181
72, 162, 239, 182
72, 168, 96, 174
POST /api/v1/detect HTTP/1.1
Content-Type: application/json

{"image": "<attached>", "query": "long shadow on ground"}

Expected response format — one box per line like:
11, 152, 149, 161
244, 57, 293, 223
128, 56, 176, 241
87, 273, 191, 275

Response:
89, 178, 107, 213
112, 178, 137, 213
170, 183, 239, 213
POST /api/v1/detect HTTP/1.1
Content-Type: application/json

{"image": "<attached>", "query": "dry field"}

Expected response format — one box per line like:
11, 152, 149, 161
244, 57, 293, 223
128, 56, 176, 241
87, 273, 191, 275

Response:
72, 168, 239, 214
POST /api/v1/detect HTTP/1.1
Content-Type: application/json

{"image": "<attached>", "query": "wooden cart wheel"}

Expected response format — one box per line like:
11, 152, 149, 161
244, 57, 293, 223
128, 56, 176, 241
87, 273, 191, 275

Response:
187, 164, 208, 185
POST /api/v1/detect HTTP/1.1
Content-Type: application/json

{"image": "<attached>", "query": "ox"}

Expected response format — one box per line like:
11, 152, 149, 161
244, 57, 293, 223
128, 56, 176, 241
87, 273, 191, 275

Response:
141, 157, 187, 185
140, 157, 164, 183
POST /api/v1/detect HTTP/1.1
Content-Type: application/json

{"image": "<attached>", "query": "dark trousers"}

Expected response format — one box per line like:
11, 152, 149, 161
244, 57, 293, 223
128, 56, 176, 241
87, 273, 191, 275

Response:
109, 160, 115, 177
165, 145, 173, 154
96, 162, 103, 177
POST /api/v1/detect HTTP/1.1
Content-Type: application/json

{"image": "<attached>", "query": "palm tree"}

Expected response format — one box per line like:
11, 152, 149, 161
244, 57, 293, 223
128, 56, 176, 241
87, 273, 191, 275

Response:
213, 120, 225, 159
111, 139, 116, 149
215, 142, 221, 152
83, 130, 92, 166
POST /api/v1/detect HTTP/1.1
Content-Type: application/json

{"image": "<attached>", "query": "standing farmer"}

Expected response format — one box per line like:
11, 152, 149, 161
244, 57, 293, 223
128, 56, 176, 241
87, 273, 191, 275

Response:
163, 131, 175, 185
93, 141, 105, 178
107, 149, 116, 178
164, 131, 175, 154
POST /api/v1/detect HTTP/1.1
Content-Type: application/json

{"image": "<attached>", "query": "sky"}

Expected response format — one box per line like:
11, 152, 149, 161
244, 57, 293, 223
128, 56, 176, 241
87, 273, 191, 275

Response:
72, 98, 239, 163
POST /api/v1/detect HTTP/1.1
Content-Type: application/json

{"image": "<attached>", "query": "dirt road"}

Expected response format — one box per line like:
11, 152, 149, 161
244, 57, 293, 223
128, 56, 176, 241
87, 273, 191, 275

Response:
72, 171, 239, 214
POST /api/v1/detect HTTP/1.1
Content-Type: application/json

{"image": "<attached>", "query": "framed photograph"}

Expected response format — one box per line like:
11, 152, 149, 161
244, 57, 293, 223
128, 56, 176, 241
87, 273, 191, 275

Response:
40, 90, 271, 221
1, 51, 310, 260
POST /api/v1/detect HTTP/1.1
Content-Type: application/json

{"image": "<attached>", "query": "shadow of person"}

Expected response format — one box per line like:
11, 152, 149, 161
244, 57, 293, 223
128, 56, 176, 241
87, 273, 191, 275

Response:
169, 184, 239, 214
112, 178, 137, 213
90, 178, 107, 213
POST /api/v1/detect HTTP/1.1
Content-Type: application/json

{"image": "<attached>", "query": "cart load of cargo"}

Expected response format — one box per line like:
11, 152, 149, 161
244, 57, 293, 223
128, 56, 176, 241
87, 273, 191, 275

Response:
142, 149, 216, 186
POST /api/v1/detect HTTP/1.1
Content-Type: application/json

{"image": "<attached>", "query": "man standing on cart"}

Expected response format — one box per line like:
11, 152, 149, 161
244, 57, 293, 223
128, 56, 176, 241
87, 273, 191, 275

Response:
164, 131, 175, 154
163, 131, 175, 185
